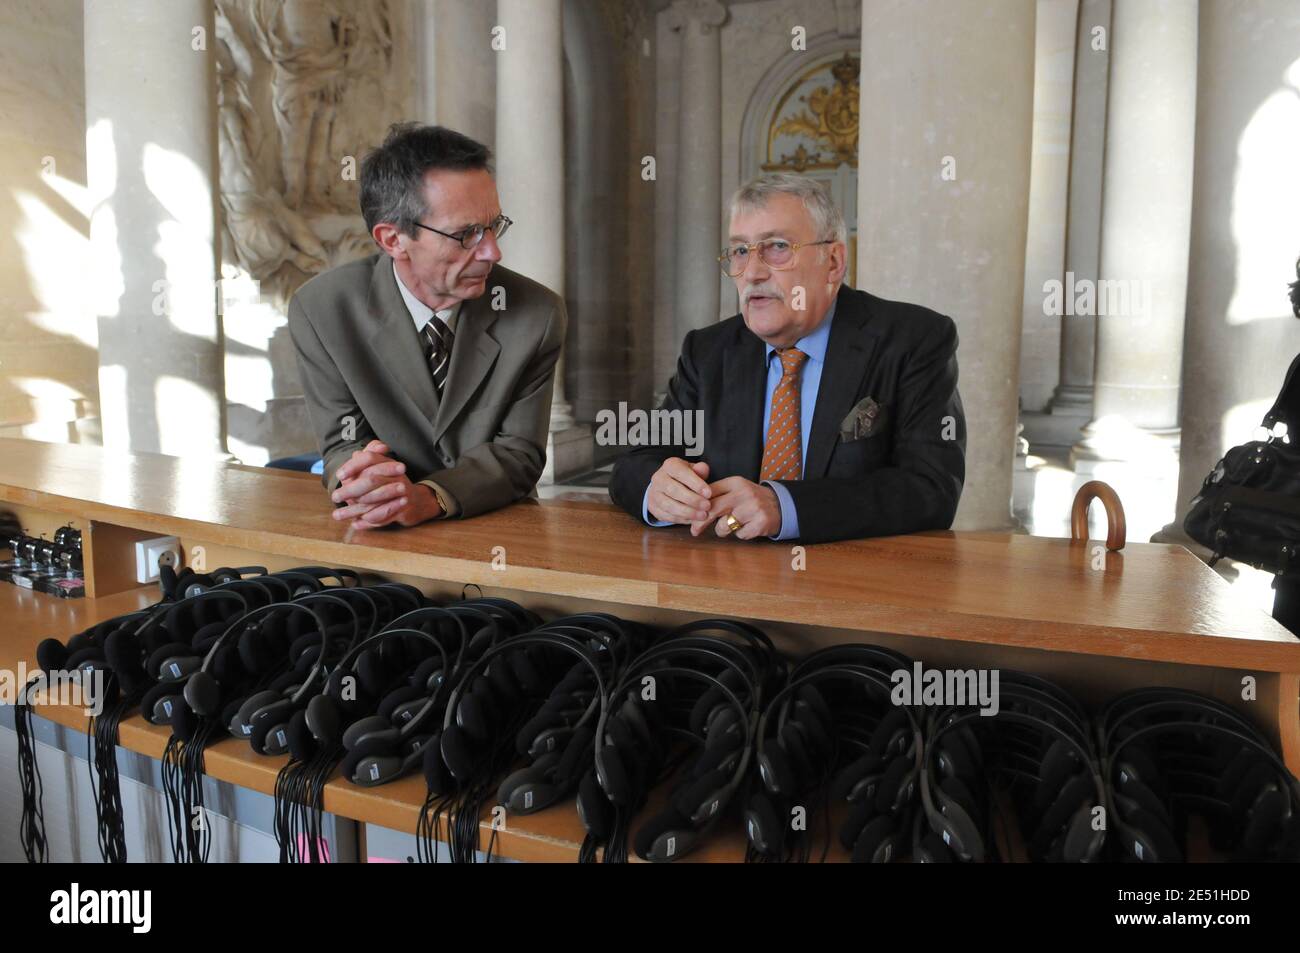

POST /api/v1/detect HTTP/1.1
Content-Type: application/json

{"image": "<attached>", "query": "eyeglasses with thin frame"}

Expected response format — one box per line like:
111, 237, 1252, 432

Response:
414, 213, 513, 249
717, 237, 836, 277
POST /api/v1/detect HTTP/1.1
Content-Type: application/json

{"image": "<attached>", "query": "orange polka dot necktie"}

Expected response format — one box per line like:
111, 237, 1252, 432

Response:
759, 347, 809, 482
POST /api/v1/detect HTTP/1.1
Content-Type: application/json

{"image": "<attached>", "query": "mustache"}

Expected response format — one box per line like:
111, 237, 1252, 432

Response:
741, 284, 786, 304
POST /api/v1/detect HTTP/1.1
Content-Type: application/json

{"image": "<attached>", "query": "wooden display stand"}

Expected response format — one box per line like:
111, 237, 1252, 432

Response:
2, 438, 1297, 862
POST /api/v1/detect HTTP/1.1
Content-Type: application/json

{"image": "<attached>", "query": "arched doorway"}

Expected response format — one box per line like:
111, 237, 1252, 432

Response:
740, 41, 861, 286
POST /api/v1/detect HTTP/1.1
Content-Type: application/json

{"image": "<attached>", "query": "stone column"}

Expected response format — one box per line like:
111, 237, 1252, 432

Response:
495, 0, 590, 480
1158, 0, 1300, 549
1017, 0, 1080, 423
857, 0, 1037, 531
667, 0, 726, 345
419, 0, 497, 149
86, 0, 226, 458
1071, 0, 1198, 468
652, 9, 684, 401
1043, 0, 1112, 440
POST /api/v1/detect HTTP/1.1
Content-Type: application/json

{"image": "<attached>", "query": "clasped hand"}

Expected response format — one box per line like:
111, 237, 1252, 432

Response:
645, 457, 781, 539
330, 440, 440, 529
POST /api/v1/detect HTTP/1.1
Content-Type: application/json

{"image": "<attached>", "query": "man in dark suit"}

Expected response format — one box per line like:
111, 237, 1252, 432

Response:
609, 173, 965, 545
289, 124, 565, 529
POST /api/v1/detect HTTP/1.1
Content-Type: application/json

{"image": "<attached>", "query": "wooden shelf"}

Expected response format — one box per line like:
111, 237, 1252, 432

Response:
0, 585, 754, 862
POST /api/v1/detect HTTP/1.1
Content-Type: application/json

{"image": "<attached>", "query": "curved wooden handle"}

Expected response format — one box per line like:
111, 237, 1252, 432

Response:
1071, 480, 1126, 552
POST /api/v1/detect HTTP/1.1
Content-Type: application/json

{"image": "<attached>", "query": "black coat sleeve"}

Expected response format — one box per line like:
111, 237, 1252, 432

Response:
608, 329, 700, 521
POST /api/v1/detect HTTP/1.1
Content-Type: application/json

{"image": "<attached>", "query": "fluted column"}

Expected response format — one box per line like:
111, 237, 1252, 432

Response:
667, 0, 726, 343
86, 0, 226, 457
495, 0, 572, 433
1047, 0, 1112, 426
1072, 0, 1198, 467
419, 0, 497, 150
857, 0, 1037, 530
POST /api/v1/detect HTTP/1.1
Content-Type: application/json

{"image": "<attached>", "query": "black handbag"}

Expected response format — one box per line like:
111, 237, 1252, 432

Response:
1185, 354, 1300, 574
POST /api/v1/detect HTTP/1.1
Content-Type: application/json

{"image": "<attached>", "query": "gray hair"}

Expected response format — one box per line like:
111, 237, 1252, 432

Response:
728, 173, 848, 245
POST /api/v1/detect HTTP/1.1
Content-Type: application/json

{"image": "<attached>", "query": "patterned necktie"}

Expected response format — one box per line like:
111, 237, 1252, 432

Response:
422, 313, 454, 394
759, 347, 809, 482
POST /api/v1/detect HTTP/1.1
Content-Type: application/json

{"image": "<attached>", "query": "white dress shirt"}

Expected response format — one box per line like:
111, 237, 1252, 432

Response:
390, 259, 462, 518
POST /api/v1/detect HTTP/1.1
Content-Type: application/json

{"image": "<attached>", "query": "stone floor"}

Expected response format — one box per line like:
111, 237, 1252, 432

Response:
542, 450, 1282, 624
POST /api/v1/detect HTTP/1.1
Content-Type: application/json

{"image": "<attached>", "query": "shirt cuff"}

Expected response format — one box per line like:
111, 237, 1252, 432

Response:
418, 479, 461, 519
762, 480, 799, 540
641, 486, 673, 527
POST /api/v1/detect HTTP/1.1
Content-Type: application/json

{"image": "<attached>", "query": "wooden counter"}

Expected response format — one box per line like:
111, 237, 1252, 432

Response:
1, 436, 1298, 862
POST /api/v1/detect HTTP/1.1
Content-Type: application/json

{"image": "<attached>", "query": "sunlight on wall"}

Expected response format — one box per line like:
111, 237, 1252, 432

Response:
86, 119, 123, 321
1222, 397, 1275, 450
155, 375, 218, 457
226, 435, 270, 466
142, 143, 216, 341
4, 376, 85, 439
1028, 459, 1076, 535
98, 364, 128, 448
1080, 414, 1179, 467
224, 353, 274, 414
1227, 57, 1300, 325
8, 378, 83, 403
12, 189, 94, 348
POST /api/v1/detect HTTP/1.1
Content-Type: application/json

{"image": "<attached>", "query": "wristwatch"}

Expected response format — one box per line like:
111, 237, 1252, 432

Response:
421, 480, 457, 519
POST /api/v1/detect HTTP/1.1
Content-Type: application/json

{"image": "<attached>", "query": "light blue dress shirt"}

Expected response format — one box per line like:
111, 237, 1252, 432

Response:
641, 303, 836, 540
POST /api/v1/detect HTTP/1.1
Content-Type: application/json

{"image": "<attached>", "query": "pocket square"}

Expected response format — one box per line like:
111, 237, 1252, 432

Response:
839, 397, 888, 442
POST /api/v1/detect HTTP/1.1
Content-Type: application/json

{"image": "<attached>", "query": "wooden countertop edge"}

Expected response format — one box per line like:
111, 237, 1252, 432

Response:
0, 483, 663, 604
8, 482, 1300, 670
656, 584, 1300, 671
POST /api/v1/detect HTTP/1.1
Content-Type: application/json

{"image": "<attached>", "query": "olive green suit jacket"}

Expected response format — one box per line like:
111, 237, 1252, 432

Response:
288, 253, 565, 518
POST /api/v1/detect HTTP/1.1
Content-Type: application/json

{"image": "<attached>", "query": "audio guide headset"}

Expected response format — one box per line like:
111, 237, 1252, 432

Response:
437, 631, 610, 862
406, 597, 541, 862
137, 589, 254, 730
747, 660, 922, 863
495, 614, 645, 816
917, 672, 1107, 863
331, 625, 456, 786
157, 596, 344, 862
225, 592, 363, 755
22, 605, 164, 863
159, 564, 268, 601
271, 587, 448, 861
588, 629, 767, 862
1098, 687, 1300, 862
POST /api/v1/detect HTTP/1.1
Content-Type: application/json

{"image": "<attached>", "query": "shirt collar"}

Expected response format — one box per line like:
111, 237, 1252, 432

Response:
763, 299, 836, 366
393, 259, 460, 334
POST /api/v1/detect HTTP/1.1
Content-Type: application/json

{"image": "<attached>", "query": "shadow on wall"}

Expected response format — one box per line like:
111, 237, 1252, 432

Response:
1, 160, 100, 446
1176, 30, 1300, 521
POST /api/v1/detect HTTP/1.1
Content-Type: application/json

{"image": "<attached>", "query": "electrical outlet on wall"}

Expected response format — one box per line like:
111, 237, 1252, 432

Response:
134, 536, 181, 585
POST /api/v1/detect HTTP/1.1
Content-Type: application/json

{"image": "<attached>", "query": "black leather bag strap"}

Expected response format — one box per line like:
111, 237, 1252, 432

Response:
1263, 353, 1300, 430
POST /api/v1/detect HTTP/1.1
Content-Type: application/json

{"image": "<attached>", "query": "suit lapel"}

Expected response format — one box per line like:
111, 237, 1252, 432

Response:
723, 324, 766, 479
804, 286, 877, 479
366, 256, 441, 422
431, 291, 501, 445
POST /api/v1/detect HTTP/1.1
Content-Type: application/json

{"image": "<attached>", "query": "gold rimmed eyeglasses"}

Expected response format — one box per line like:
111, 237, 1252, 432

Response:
717, 237, 835, 277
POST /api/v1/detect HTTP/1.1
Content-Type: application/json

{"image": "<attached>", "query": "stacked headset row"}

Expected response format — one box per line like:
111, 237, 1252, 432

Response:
16, 562, 1300, 863
1, 523, 85, 598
